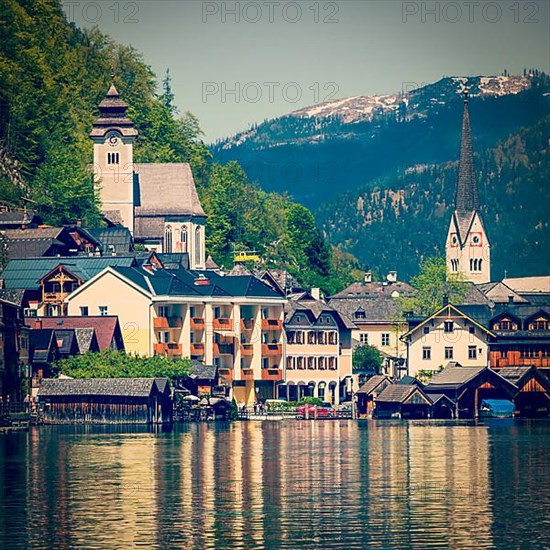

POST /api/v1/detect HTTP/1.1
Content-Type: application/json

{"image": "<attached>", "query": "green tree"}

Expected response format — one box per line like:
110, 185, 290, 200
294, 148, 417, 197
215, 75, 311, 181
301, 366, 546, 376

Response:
399, 256, 467, 317
352, 345, 383, 375
54, 350, 192, 380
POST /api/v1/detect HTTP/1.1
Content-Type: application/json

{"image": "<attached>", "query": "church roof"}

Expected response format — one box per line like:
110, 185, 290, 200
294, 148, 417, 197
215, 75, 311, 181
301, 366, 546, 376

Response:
455, 94, 479, 214
134, 163, 206, 217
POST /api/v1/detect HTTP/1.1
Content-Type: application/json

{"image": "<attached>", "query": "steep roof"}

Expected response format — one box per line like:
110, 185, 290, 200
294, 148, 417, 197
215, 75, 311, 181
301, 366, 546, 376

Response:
134, 163, 205, 217
0, 256, 136, 290
285, 296, 356, 329
498, 366, 550, 391
38, 316, 122, 351
476, 281, 529, 304
29, 329, 58, 364
38, 378, 165, 398
73, 328, 98, 353
356, 375, 392, 395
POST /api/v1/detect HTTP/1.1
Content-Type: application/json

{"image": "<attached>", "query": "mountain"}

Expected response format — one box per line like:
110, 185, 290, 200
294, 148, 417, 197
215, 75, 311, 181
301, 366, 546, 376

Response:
212, 73, 550, 279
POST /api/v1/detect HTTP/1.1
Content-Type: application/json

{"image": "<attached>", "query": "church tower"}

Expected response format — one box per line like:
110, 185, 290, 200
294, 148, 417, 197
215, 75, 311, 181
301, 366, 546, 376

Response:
446, 92, 491, 284
90, 83, 138, 234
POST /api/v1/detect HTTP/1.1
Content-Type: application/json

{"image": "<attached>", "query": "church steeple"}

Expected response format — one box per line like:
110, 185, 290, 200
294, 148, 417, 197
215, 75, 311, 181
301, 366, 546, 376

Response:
90, 82, 138, 140
445, 90, 491, 284
455, 91, 480, 214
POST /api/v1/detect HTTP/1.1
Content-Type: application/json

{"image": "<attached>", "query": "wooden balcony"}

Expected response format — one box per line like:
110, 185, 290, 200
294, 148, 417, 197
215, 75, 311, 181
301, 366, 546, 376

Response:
241, 319, 255, 331
190, 317, 205, 330
214, 343, 234, 356
240, 343, 254, 356
262, 343, 282, 356
262, 368, 283, 381
154, 343, 182, 357
213, 318, 233, 331
491, 356, 550, 369
43, 291, 69, 303
190, 343, 205, 356
241, 368, 254, 381
153, 316, 183, 329
262, 319, 282, 331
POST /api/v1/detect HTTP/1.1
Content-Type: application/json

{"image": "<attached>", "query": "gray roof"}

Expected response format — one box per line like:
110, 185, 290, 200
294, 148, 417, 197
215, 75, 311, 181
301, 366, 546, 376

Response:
0, 288, 25, 307
38, 378, 167, 398
427, 365, 486, 387
428, 393, 456, 405
0, 209, 38, 227
187, 361, 217, 380
376, 384, 428, 404
285, 296, 356, 330
134, 163, 205, 217
476, 281, 529, 304
498, 366, 550, 391
73, 328, 97, 353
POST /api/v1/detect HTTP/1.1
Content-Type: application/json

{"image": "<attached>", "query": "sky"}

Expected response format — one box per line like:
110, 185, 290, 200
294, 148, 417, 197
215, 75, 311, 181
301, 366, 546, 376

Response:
63, 0, 550, 142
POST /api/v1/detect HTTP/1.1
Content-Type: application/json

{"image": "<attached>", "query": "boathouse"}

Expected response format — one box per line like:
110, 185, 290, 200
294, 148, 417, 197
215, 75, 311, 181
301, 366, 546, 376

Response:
38, 378, 172, 424
356, 375, 392, 418
373, 384, 432, 419
498, 366, 550, 417
424, 363, 517, 418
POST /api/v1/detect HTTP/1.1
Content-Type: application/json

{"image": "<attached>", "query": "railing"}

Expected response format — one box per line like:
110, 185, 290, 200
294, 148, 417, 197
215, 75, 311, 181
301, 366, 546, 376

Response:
262, 343, 282, 356
154, 343, 182, 356
190, 343, 205, 355
190, 317, 205, 330
214, 343, 234, 355
261, 368, 283, 381
262, 319, 282, 331
240, 343, 254, 356
492, 357, 550, 368
153, 316, 183, 329
43, 292, 68, 303
213, 318, 233, 331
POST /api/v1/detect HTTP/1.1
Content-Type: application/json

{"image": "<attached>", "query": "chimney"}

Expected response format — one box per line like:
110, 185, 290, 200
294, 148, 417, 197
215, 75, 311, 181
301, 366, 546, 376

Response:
508, 295, 514, 305
442, 293, 449, 306
311, 287, 321, 300
76, 219, 82, 227
35, 319, 42, 330
387, 271, 397, 283
364, 272, 372, 283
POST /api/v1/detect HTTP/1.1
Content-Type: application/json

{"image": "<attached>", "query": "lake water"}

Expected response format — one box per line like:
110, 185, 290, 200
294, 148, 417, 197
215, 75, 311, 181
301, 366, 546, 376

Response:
0, 420, 549, 549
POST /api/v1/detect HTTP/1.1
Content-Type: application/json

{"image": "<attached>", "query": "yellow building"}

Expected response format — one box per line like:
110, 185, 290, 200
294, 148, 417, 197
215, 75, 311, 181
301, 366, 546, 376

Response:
66, 260, 286, 404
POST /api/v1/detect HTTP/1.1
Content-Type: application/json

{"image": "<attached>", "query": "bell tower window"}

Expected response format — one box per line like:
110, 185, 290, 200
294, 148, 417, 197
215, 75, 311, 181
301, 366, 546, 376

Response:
180, 227, 188, 253
195, 227, 201, 266
107, 152, 120, 165
165, 225, 173, 253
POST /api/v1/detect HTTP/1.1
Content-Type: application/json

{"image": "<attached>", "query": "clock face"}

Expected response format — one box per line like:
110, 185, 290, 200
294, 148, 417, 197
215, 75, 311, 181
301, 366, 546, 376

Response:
471, 233, 482, 246
107, 133, 120, 147
450, 233, 458, 247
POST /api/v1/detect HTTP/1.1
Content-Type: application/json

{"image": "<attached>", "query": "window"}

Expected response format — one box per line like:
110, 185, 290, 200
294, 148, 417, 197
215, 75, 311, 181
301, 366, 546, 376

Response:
158, 305, 169, 318
498, 320, 511, 330
423, 326, 430, 335
159, 331, 170, 343
107, 152, 120, 165
500, 350, 508, 358
164, 226, 173, 253
195, 227, 202, 266
469, 326, 475, 334
532, 320, 549, 331
468, 346, 477, 360
180, 227, 188, 253
422, 346, 431, 360
24, 308, 37, 318
262, 358, 269, 369
354, 310, 366, 319
80, 306, 89, 317
381, 333, 390, 347
444, 321, 454, 333
444, 347, 454, 360
359, 333, 369, 344
99, 306, 108, 316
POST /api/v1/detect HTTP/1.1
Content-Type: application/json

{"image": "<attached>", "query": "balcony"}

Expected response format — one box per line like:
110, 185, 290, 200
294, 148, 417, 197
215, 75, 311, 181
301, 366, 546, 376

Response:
241, 368, 254, 381
241, 319, 255, 331
153, 316, 183, 329
190, 343, 205, 356
219, 368, 233, 382
262, 319, 282, 331
262, 343, 282, 356
214, 343, 234, 356
154, 343, 182, 357
43, 291, 69, 303
190, 317, 205, 330
213, 318, 233, 331
240, 343, 254, 356
262, 368, 283, 381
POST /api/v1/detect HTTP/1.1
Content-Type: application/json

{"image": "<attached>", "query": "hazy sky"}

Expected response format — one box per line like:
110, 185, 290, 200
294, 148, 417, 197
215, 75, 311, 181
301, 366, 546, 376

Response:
63, 0, 550, 141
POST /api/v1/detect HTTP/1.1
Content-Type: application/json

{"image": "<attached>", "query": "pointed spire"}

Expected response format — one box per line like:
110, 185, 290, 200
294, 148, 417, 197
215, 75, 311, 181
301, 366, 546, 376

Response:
455, 90, 479, 213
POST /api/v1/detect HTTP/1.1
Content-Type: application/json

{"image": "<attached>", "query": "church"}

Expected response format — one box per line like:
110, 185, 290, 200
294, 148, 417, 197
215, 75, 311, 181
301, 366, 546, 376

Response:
89, 84, 206, 270
445, 92, 491, 284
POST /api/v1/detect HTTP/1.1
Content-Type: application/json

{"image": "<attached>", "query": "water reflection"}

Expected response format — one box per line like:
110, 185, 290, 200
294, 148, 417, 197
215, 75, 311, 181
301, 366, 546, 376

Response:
0, 420, 549, 549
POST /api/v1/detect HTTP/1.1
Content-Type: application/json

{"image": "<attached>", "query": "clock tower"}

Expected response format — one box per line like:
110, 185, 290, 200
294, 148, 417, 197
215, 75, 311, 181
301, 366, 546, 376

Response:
446, 92, 491, 284
90, 83, 138, 233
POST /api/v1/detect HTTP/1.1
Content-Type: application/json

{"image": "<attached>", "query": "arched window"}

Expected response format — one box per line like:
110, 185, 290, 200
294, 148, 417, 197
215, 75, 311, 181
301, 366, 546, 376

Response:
195, 227, 201, 266
478, 259, 483, 271
165, 225, 173, 253
180, 227, 188, 253
470, 259, 474, 271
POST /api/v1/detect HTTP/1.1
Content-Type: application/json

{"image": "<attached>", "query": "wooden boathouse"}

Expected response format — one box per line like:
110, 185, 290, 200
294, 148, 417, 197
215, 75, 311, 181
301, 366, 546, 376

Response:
498, 366, 550, 417
38, 378, 172, 424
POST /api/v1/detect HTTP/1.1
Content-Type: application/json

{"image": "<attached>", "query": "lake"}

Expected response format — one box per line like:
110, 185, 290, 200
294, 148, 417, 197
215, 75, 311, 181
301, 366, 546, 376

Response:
0, 420, 549, 549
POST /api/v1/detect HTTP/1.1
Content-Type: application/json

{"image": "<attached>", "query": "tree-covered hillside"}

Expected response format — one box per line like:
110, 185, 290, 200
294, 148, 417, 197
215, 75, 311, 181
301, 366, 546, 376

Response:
318, 115, 550, 280
0, 0, 357, 293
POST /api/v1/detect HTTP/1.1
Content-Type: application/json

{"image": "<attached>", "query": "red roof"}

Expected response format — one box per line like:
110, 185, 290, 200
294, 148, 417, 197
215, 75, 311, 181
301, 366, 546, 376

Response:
37, 316, 122, 351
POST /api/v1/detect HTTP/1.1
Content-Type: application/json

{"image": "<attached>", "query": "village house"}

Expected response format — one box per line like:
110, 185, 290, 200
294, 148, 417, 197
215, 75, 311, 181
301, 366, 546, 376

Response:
281, 290, 355, 405
329, 271, 413, 378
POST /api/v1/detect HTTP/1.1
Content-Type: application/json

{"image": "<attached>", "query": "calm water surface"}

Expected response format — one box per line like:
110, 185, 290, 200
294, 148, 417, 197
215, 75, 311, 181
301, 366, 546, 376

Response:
0, 420, 549, 549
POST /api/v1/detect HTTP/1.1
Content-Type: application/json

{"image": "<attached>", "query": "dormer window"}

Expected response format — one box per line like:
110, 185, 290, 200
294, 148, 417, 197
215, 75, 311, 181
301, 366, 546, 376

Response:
354, 310, 366, 320
530, 319, 549, 331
